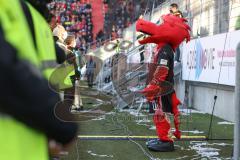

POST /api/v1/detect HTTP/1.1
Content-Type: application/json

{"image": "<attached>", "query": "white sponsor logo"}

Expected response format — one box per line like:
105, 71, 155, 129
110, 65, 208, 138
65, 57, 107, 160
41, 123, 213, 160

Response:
160, 59, 168, 65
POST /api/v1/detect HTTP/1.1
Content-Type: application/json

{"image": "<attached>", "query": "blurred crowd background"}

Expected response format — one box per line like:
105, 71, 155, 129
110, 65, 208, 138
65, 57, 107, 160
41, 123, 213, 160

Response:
47, 0, 167, 53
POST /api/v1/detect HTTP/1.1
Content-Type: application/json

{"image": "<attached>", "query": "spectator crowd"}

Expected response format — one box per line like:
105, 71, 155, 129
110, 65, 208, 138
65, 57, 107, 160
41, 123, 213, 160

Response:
100, 0, 167, 43
48, 0, 167, 53
48, 0, 93, 54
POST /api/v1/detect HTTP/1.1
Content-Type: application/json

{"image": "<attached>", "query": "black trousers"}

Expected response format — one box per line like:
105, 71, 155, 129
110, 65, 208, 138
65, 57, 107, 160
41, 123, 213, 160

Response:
87, 73, 94, 87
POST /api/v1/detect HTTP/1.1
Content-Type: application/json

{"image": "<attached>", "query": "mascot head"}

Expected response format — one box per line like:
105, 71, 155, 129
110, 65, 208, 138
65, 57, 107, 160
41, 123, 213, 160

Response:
136, 14, 191, 50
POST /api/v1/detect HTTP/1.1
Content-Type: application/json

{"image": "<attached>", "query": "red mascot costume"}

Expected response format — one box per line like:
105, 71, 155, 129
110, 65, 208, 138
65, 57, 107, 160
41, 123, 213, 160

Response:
136, 14, 190, 151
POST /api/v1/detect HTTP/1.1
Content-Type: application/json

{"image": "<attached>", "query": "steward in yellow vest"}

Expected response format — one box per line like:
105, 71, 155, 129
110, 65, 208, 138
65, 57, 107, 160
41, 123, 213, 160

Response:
0, 0, 77, 159
52, 24, 76, 91
26, 2, 58, 80
23, 1, 68, 91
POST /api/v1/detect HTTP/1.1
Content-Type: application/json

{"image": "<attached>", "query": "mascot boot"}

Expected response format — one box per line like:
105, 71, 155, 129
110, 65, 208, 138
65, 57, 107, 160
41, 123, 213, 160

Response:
147, 111, 174, 152
146, 96, 174, 152
146, 93, 181, 149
